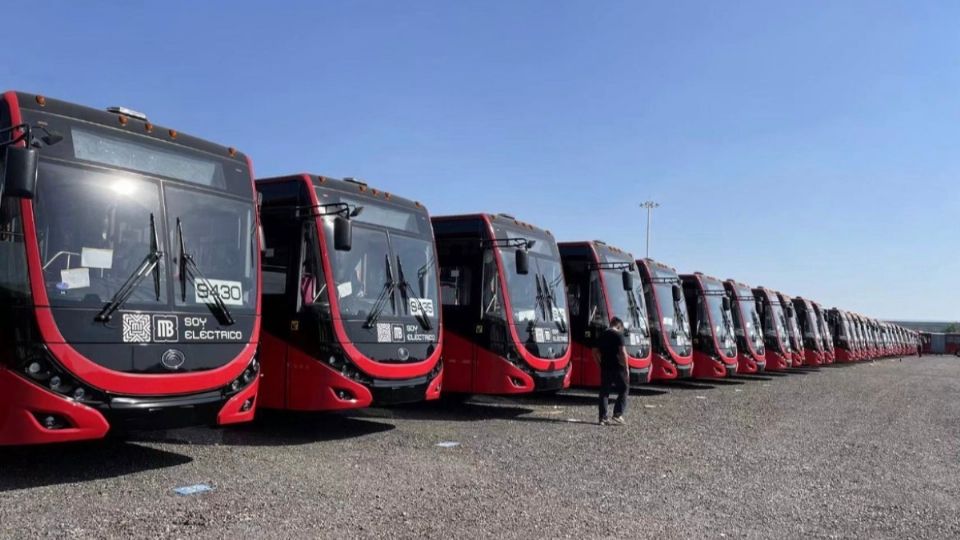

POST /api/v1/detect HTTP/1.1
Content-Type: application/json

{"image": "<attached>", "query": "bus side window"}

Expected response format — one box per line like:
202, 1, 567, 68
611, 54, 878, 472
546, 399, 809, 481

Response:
440, 266, 470, 307
260, 214, 292, 296
0, 194, 30, 302
480, 250, 503, 320
298, 222, 328, 311
566, 283, 580, 317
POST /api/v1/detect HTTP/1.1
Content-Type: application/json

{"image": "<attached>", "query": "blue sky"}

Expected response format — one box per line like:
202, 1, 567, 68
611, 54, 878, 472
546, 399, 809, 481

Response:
7, 1, 958, 320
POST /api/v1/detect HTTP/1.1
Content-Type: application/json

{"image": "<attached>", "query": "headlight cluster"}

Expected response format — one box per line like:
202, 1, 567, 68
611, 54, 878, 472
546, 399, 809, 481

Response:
324, 353, 372, 385
225, 356, 260, 396
17, 345, 107, 407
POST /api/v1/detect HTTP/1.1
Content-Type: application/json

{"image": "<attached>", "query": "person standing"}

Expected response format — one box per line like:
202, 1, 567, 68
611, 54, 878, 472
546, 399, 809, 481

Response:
595, 317, 629, 426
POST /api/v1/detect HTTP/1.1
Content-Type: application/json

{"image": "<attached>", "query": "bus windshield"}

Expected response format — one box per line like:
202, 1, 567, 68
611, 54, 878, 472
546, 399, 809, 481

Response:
323, 220, 440, 326
736, 284, 765, 355
35, 159, 257, 311
648, 266, 691, 353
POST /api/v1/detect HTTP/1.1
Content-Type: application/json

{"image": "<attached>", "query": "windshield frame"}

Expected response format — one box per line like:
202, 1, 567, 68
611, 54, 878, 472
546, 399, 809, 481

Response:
643, 262, 692, 358
696, 277, 737, 358
33, 154, 258, 314
732, 284, 765, 357
593, 247, 649, 358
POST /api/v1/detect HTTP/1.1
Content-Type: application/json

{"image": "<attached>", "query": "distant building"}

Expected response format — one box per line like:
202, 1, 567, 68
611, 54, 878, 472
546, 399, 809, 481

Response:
887, 321, 960, 333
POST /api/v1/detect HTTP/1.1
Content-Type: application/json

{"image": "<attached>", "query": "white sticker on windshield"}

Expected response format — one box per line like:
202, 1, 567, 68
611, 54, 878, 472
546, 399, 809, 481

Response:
60, 267, 90, 290
81, 247, 114, 269
662, 317, 673, 326
409, 298, 435, 318
337, 281, 353, 299
195, 279, 244, 306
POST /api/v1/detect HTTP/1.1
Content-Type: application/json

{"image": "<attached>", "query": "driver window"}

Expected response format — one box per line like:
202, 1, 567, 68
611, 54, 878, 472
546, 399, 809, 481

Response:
566, 283, 580, 317
696, 296, 711, 337
0, 195, 29, 302
481, 249, 503, 319
587, 271, 606, 327
298, 222, 328, 311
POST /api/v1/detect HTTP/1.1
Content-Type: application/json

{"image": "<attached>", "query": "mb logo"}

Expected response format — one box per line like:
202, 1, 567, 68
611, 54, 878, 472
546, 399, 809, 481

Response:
153, 315, 179, 343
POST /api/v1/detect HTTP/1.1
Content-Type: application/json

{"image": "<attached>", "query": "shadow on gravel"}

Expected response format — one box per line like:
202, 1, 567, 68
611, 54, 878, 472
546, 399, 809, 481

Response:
649, 380, 716, 391
0, 440, 191, 491
824, 362, 865, 369
698, 379, 745, 386
129, 413, 395, 447
730, 375, 774, 381
380, 400, 535, 423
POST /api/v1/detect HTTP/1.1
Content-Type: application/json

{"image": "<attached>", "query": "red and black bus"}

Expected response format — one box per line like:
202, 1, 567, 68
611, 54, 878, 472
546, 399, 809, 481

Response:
752, 287, 793, 371
680, 273, 738, 378
826, 308, 856, 363
791, 297, 824, 366
812, 302, 834, 364
0, 92, 261, 445
723, 280, 766, 374
256, 175, 442, 411
432, 214, 571, 394
636, 259, 693, 380
851, 314, 868, 360
559, 241, 651, 387
778, 293, 804, 367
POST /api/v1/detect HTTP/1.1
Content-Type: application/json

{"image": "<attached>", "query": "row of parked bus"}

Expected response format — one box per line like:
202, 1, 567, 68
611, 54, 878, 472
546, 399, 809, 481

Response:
0, 92, 922, 445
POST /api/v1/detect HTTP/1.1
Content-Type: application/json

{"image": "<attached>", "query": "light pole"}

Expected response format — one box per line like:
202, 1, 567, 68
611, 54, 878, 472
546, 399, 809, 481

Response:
640, 201, 659, 258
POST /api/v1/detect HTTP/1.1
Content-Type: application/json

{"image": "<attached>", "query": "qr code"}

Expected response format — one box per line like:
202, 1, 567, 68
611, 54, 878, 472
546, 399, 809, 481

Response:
122, 313, 152, 343
376, 323, 392, 343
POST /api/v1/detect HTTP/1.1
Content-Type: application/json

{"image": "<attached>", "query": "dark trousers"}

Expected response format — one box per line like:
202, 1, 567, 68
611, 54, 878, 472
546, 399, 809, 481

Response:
599, 367, 628, 420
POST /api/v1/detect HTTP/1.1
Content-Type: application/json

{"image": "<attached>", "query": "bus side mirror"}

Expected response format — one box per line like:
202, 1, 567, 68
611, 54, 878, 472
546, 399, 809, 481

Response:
333, 216, 352, 251
621, 271, 633, 291
671, 284, 682, 303
515, 248, 529, 275
2, 146, 39, 199
722, 296, 731, 311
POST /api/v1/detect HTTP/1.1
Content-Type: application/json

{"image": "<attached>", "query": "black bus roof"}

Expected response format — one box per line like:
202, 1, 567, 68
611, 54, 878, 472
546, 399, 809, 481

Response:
257, 173, 428, 213
8, 90, 248, 164
558, 240, 636, 261
637, 258, 680, 274
432, 213, 556, 239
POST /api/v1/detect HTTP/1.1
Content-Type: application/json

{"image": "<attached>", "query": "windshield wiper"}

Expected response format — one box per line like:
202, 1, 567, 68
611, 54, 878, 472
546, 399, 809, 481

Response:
624, 287, 646, 334
539, 272, 568, 333
363, 254, 396, 329
396, 256, 432, 331
177, 218, 235, 326
533, 273, 549, 323
95, 213, 163, 322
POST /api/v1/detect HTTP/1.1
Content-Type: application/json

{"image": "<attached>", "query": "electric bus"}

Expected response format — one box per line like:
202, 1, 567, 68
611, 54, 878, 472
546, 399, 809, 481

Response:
753, 287, 792, 371
792, 297, 824, 366
680, 273, 738, 378
812, 302, 834, 364
432, 214, 571, 395
636, 258, 693, 380
723, 280, 765, 374
852, 314, 868, 360
255, 175, 442, 411
0, 92, 261, 445
779, 293, 804, 367
826, 308, 855, 363
559, 241, 651, 387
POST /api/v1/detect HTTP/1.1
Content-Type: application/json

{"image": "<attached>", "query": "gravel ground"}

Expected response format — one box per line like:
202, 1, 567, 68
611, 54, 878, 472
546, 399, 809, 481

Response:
2, 355, 959, 539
